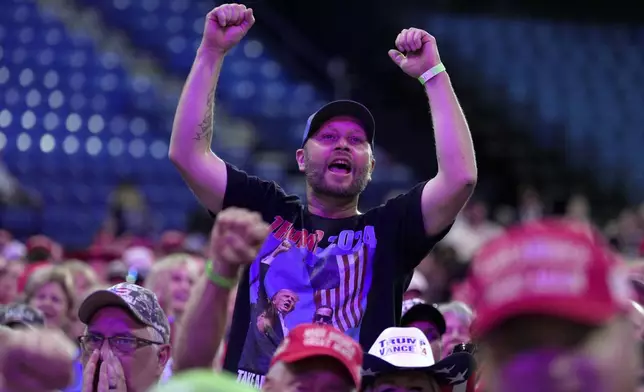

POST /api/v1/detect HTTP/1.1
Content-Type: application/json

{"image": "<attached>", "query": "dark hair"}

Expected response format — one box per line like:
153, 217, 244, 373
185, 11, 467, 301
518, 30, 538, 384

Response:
27, 248, 51, 263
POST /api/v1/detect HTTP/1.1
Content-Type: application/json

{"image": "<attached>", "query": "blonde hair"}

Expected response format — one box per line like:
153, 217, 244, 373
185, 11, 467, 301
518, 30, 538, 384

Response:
438, 301, 475, 325
62, 260, 100, 288
145, 253, 199, 292
23, 265, 75, 313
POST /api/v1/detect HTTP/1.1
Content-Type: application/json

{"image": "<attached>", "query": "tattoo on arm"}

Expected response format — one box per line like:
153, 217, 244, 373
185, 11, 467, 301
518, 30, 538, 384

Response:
194, 87, 216, 141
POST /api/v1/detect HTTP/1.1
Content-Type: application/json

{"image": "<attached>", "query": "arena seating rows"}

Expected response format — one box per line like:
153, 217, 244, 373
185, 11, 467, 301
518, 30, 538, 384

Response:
0, 0, 415, 246
7, 0, 640, 246
426, 15, 644, 200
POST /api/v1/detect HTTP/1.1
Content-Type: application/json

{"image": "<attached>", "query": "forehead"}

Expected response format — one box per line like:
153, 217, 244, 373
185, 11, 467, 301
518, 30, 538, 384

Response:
88, 306, 146, 333
169, 265, 194, 276
291, 356, 353, 382
316, 116, 367, 136
444, 311, 469, 325
375, 370, 436, 389
36, 281, 64, 294
408, 320, 439, 332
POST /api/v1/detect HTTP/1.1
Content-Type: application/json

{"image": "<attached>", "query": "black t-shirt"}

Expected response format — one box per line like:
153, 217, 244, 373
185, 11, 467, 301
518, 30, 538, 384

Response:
220, 163, 447, 389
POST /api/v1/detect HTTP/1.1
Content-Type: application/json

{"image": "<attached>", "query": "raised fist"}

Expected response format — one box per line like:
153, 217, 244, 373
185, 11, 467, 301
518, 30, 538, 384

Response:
210, 207, 269, 269
389, 28, 441, 79
202, 3, 255, 55
0, 328, 76, 392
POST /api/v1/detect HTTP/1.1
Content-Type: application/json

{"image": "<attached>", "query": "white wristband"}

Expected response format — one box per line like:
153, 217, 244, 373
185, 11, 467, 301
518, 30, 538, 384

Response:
418, 63, 446, 85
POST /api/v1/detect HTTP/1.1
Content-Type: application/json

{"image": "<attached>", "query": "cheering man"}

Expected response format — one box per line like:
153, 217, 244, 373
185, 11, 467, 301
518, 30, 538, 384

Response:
170, 3, 476, 386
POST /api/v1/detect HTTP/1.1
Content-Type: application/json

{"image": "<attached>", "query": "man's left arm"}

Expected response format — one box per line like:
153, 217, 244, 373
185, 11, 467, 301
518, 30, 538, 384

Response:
421, 68, 477, 235
389, 28, 477, 236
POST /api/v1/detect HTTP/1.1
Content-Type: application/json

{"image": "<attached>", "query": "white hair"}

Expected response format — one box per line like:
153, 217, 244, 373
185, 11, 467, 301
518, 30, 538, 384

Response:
438, 301, 474, 325
145, 253, 199, 292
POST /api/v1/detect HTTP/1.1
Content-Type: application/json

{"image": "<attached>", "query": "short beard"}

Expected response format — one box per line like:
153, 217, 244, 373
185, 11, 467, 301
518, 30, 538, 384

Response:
303, 150, 370, 199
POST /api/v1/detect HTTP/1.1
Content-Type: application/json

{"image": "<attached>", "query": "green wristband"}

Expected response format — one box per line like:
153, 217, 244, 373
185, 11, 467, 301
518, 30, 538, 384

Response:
418, 63, 446, 85
205, 260, 238, 289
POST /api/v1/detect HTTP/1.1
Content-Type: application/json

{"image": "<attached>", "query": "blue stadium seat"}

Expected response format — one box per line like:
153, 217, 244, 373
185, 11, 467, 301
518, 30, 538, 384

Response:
427, 14, 644, 200
1, 0, 419, 244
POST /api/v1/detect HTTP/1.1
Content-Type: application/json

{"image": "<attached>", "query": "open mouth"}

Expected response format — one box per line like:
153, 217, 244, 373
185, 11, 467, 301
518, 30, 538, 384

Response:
327, 159, 352, 174
173, 292, 189, 302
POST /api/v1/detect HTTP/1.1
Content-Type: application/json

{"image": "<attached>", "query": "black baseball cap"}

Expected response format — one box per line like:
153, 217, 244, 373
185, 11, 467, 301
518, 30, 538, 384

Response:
0, 303, 45, 329
301, 100, 375, 148
400, 298, 446, 336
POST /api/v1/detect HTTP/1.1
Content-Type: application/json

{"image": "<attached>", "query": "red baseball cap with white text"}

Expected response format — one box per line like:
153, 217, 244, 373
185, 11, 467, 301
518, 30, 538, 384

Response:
271, 323, 363, 389
468, 219, 634, 338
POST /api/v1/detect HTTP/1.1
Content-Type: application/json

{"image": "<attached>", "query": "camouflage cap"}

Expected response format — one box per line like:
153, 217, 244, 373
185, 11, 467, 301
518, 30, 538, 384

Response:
78, 283, 170, 343
0, 303, 45, 329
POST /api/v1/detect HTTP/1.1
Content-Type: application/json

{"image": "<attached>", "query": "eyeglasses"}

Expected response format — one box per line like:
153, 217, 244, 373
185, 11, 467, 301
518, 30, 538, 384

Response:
78, 334, 163, 355
314, 314, 332, 324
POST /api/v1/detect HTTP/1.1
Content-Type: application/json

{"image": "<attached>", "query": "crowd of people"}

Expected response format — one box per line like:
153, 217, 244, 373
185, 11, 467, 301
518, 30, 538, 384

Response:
1, 3, 644, 392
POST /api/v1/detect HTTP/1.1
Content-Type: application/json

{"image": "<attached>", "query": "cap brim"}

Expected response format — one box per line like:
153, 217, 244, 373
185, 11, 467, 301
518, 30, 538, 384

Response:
303, 100, 375, 147
471, 297, 617, 339
78, 290, 147, 327
362, 352, 474, 386
401, 304, 446, 335
3, 321, 36, 330
277, 348, 361, 388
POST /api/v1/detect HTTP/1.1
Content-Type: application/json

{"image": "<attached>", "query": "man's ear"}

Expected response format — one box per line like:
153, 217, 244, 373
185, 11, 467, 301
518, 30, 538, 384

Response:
157, 345, 171, 375
295, 149, 306, 173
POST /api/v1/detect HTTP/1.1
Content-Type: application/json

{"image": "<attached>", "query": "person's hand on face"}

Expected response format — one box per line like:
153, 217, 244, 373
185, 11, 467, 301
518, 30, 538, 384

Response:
81, 350, 127, 392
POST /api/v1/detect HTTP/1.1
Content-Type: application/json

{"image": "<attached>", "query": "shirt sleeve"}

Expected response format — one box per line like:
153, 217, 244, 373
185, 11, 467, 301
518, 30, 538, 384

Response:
380, 181, 452, 275
218, 163, 296, 222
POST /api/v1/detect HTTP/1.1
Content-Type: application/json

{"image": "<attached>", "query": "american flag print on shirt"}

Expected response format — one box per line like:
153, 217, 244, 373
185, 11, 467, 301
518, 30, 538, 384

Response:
313, 244, 370, 332
239, 217, 376, 377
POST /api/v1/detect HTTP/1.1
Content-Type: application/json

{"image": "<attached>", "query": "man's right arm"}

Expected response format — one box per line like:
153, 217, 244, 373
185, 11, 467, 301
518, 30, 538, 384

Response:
168, 47, 227, 214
